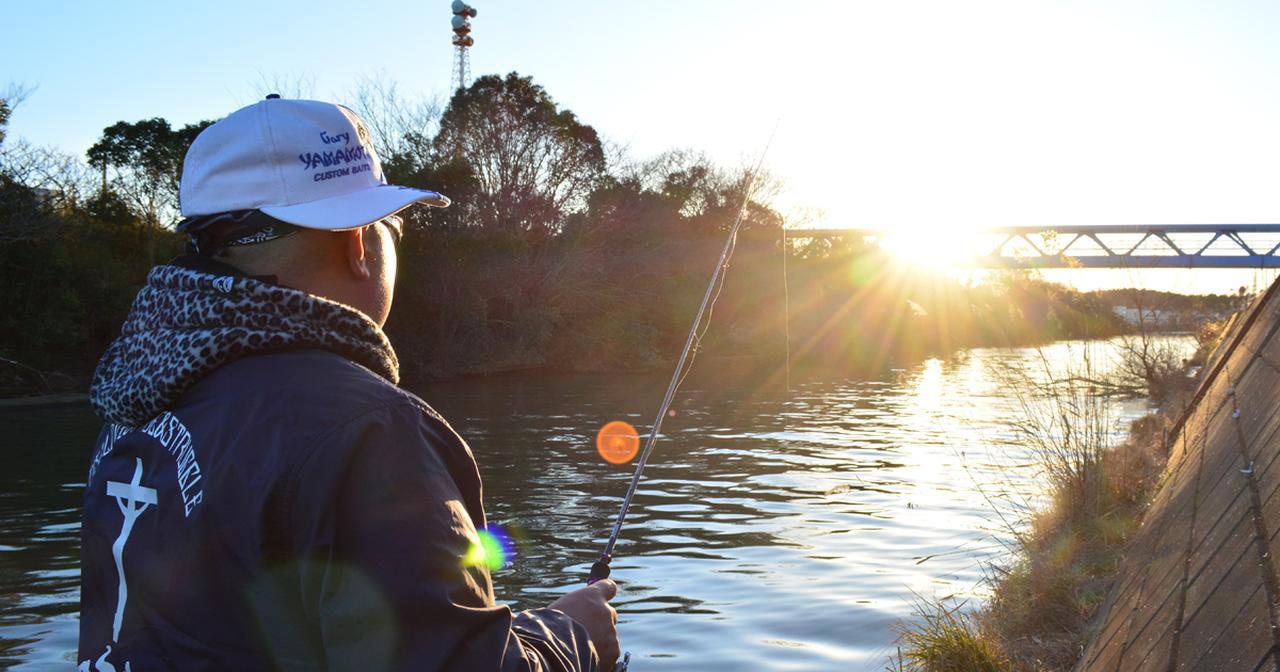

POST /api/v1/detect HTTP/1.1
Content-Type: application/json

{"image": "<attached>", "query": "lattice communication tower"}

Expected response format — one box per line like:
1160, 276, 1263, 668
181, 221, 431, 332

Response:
451, 0, 477, 92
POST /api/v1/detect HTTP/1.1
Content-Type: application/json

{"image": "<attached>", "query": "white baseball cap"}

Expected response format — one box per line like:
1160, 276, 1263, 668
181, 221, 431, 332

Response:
179, 95, 449, 230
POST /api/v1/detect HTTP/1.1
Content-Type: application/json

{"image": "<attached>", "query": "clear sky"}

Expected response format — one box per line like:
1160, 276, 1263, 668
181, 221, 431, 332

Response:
6, 0, 1280, 294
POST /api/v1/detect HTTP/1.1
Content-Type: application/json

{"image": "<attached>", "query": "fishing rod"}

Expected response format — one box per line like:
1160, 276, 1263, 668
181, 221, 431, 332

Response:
586, 129, 777, 671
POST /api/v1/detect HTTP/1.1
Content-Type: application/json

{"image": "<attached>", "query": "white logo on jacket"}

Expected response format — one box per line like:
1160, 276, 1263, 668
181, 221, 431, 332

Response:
80, 458, 156, 672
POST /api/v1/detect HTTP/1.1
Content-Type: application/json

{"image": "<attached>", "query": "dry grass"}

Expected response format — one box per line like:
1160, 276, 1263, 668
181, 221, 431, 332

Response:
890, 596, 1012, 672
892, 334, 1203, 672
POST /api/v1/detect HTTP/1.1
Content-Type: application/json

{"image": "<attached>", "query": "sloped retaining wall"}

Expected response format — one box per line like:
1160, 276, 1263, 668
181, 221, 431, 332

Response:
1078, 284, 1280, 671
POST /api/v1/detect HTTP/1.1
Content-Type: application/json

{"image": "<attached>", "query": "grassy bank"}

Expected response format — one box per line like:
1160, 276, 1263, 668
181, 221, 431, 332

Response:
891, 323, 1227, 671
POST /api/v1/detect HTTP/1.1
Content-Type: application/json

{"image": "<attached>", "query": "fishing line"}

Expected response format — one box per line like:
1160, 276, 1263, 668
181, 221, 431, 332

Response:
588, 125, 779, 584
671, 223, 738, 394
782, 224, 792, 393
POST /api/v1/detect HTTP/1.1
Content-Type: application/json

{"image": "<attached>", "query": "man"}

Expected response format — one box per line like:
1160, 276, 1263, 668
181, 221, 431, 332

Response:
79, 96, 619, 671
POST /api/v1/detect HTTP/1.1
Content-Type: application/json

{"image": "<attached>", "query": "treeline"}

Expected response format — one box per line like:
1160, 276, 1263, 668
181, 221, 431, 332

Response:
0, 74, 1218, 391
1094, 287, 1242, 331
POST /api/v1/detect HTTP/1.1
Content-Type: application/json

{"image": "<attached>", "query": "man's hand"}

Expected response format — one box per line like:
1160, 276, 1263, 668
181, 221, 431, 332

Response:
549, 579, 620, 671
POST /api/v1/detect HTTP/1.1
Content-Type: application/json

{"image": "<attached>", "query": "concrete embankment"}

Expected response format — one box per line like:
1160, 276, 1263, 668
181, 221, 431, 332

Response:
1078, 283, 1280, 671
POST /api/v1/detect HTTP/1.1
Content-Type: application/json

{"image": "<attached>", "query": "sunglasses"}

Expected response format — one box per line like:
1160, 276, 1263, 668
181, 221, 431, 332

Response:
380, 215, 404, 246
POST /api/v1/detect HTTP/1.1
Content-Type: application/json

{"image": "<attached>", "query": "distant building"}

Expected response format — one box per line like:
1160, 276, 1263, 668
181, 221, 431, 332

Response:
31, 187, 57, 207
1112, 305, 1175, 327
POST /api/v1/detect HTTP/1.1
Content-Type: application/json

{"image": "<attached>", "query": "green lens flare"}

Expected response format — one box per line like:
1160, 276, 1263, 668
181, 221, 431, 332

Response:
463, 529, 508, 571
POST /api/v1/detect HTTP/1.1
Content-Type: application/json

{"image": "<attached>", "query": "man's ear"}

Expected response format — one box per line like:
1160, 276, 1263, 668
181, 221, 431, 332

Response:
345, 227, 370, 280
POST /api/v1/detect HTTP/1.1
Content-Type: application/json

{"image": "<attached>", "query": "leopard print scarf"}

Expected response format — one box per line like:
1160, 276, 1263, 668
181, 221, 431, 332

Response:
90, 264, 400, 427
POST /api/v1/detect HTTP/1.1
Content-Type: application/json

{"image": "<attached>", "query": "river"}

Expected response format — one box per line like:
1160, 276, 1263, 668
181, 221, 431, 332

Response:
0, 337, 1191, 670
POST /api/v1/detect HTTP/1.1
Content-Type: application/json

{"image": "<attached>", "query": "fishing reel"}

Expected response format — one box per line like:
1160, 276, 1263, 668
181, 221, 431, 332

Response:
586, 555, 631, 670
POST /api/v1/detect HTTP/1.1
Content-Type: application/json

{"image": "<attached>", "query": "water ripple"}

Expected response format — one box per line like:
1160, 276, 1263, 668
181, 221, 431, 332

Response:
0, 337, 1188, 670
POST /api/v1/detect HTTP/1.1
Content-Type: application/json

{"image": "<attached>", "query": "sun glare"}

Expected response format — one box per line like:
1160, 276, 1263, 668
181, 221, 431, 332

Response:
878, 224, 991, 272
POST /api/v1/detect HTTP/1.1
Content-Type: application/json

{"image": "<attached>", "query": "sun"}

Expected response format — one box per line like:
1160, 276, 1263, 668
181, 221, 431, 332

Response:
877, 223, 991, 272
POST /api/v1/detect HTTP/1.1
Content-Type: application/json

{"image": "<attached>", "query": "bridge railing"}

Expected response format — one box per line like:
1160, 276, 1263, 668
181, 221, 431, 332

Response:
784, 224, 1280, 269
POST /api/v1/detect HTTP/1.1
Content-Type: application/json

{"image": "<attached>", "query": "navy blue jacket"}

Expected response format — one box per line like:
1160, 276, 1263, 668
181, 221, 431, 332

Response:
79, 349, 596, 671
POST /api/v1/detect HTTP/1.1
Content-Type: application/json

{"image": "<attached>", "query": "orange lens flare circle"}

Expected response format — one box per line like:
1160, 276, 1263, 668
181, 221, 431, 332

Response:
596, 421, 640, 465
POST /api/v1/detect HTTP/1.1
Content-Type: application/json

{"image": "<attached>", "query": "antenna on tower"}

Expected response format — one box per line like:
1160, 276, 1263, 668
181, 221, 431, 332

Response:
450, 0, 477, 93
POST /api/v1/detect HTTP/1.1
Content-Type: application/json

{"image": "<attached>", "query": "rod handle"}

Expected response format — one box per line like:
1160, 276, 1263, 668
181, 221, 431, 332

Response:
587, 554, 612, 585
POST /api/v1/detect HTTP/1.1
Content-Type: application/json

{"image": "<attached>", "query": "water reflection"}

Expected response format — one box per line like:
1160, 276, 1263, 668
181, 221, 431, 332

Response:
0, 337, 1188, 670
0, 408, 99, 669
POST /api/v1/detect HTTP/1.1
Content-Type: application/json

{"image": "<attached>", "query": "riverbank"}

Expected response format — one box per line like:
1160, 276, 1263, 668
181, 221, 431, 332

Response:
892, 321, 1225, 671
0, 392, 87, 410
0, 145, 1242, 396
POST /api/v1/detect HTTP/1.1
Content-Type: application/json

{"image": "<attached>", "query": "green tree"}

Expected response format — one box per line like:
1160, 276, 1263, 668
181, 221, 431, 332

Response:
85, 117, 212, 263
0, 83, 32, 148
433, 72, 606, 236
86, 117, 214, 227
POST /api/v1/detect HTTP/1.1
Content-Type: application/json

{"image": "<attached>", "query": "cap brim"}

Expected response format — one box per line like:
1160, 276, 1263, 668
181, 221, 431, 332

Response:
260, 185, 450, 231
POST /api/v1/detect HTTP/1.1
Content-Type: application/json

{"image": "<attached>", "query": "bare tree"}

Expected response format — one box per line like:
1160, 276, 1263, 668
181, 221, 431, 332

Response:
0, 92, 95, 241
1, 139, 95, 203
1111, 289, 1190, 407
247, 72, 317, 102
346, 74, 441, 164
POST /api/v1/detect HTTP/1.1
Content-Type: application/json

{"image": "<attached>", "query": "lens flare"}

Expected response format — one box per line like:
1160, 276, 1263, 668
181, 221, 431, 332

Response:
463, 526, 514, 571
597, 420, 640, 464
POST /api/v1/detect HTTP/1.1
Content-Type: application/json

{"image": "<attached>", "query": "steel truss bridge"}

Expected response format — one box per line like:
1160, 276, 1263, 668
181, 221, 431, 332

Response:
787, 225, 1280, 269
